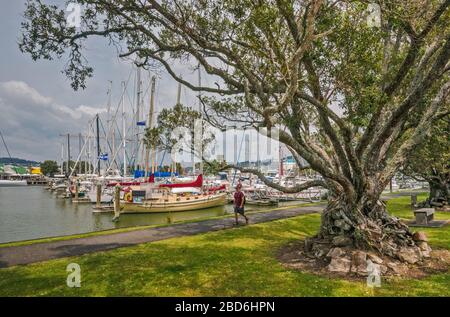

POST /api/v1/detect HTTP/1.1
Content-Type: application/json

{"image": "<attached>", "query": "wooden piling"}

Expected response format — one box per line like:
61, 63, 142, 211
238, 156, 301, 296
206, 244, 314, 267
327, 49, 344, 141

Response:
96, 183, 102, 208
113, 184, 121, 221
74, 181, 79, 203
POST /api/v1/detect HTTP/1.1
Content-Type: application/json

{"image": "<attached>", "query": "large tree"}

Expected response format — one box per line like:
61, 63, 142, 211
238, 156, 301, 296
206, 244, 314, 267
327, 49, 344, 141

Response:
20, 0, 450, 259
401, 115, 450, 207
40, 160, 59, 176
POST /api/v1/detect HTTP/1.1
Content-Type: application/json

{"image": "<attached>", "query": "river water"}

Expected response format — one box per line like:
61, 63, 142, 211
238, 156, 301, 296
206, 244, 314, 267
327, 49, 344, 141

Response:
0, 186, 299, 244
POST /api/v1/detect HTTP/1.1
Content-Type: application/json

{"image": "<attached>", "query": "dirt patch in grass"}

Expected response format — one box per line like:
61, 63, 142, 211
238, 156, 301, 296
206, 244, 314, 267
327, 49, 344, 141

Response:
277, 240, 450, 282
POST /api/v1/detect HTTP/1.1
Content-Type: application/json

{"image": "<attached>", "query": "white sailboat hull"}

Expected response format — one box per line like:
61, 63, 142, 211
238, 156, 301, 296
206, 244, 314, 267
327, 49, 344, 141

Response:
0, 180, 27, 187
87, 191, 113, 204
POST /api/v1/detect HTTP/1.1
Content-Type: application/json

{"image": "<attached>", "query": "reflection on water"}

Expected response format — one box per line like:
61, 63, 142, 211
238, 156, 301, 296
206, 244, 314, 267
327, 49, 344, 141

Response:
0, 187, 305, 243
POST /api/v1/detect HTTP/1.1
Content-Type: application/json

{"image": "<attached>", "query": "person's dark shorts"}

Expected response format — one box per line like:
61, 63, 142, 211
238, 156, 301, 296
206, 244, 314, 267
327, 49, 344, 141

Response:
234, 206, 245, 215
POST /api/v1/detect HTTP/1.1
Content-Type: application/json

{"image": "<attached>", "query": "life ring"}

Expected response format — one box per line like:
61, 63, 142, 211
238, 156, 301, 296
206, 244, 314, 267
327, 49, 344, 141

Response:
124, 192, 133, 203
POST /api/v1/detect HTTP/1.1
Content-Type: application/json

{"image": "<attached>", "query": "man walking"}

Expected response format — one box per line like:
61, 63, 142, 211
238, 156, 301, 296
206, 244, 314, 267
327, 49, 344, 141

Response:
234, 183, 249, 225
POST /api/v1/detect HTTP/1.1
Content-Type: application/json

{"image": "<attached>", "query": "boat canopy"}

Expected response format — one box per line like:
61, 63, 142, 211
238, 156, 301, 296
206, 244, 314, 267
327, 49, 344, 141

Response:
134, 170, 178, 178
171, 187, 202, 194
160, 174, 203, 188
206, 184, 226, 192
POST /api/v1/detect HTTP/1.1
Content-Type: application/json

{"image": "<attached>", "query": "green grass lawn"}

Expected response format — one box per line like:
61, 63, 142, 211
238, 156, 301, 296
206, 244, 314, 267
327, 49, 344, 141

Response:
0, 194, 448, 296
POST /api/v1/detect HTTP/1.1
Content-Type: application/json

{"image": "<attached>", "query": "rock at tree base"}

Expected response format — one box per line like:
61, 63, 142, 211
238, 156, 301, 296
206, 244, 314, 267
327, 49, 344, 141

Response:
326, 247, 345, 259
386, 262, 402, 275
332, 235, 353, 247
417, 241, 432, 258
327, 257, 351, 273
367, 253, 383, 264
379, 265, 388, 274
398, 247, 422, 264
413, 231, 428, 242
350, 251, 368, 276
312, 243, 331, 258
279, 239, 450, 281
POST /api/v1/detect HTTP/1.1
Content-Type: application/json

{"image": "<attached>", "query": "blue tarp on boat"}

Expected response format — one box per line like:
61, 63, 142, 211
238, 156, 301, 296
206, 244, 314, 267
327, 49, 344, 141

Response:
134, 170, 178, 178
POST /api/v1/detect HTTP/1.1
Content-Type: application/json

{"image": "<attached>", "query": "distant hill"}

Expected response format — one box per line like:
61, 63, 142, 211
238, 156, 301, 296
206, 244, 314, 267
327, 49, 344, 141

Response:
0, 157, 41, 166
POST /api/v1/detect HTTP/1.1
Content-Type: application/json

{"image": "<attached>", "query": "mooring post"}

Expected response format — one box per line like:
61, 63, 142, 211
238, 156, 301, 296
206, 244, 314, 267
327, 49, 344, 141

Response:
113, 184, 121, 221
96, 183, 102, 208
74, 180, 79, 203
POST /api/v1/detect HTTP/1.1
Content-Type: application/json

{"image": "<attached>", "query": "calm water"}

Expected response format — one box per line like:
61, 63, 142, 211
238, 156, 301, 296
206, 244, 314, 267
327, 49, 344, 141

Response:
0, 186, 301, 243
0, 186, 231, 243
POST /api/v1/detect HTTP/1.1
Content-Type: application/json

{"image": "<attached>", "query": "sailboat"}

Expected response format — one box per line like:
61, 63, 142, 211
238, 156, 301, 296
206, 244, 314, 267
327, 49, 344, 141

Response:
119, 75, 226, 213
0, 179, 27, 187
120, 174, 227, 213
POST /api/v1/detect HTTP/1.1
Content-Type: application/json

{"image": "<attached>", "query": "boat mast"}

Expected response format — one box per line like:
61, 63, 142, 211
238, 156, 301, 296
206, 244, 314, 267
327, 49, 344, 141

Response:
135, 66, 142, 171
87, 124, 91, 175
96, 114, 100, 176
145, 76, 156, 178
67, 133, 71, 177
78, 133, 82, 174
106, 81, 112, 173
197, 63, 203, 175
176, 80, 182, 177
122, 81, 127, 177
150, 77, 157, 175
279, 144, 283, 178
60, 142, 64, 175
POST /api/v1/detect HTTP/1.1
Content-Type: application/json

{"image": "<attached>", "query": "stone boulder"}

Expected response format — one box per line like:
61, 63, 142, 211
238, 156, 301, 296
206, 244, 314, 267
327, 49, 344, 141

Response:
398, 247, 422, 264
379, 264, 388, 275
413, 231, 428, 242
417, 241, 432, 258
312, 243, 331, 258
327, 257, 351, 273
387, 262, 401, 274
350, 251, 368, 276
326, 247, 346, 259
367, 253, 383, 264
332, 235, 353, 247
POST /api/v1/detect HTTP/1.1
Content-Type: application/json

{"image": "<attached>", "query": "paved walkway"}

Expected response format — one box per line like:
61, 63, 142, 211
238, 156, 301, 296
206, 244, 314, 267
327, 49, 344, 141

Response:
0, 205, 325, 268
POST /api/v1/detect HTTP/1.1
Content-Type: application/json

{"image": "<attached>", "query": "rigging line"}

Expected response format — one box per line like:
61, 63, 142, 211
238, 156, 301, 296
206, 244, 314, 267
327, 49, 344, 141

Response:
232, 129, 247, 186
100, 115, 134, 168
0, 128, 13, 162
108, 68, 134, 133
99, 116, 112, 153
0, 129, 20, 174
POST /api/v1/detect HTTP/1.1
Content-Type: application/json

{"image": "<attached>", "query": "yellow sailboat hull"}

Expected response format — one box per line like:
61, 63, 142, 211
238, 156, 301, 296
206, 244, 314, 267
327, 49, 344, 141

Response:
120, 193, 227, 213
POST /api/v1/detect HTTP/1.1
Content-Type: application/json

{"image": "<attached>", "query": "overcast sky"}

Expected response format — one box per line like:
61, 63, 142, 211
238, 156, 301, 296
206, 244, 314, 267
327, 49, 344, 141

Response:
0, 0, 205, 163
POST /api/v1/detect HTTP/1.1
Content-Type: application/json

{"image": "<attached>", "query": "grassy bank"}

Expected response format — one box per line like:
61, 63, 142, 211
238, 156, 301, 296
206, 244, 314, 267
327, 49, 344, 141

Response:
0, 195, 448, 296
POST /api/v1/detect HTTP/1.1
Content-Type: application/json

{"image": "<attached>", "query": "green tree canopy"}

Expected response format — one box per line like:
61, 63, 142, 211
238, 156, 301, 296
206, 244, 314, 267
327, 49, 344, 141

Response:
40, 160, 59, 176
402, 115, 450, 205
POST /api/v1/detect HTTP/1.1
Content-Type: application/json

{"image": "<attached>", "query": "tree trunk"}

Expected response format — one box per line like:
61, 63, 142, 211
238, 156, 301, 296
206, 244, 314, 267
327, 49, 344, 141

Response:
318, 189, 416, 258
426, 179, 450, 206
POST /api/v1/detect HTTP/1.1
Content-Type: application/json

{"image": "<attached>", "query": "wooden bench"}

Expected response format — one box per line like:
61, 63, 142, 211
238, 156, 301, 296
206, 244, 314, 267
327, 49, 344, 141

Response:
414, 208, 435, 225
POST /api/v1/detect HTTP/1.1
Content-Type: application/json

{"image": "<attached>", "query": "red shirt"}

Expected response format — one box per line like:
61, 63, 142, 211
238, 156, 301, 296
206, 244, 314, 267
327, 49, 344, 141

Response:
234, 191, 244, 207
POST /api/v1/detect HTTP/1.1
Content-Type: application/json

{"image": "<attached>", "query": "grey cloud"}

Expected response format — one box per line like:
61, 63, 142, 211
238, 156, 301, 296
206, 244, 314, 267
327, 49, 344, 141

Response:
0, 80, 106, 161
